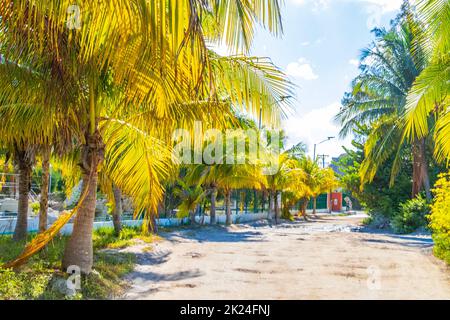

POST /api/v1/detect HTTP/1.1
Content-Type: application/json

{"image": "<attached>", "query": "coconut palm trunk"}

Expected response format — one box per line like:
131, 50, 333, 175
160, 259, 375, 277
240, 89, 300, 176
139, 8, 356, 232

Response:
262, 191, 267, 213
210, 186, 217, 225
412, 139, 431, 200
38, 147, 50, 233
13, 159, 32, 241
268, 191, 275, 222
62, 130, 104, 274
301, 199, 309, 220
225, 190, 232, 225
274, 191, 281, 224
112, 185, 123, 235
189, 209, 197, 225
312, 197, 317, 215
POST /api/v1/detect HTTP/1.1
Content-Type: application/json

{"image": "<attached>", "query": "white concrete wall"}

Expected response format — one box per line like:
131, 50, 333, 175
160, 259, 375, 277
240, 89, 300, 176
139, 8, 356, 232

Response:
0, 216, 40, 235
0, 212, 270, 235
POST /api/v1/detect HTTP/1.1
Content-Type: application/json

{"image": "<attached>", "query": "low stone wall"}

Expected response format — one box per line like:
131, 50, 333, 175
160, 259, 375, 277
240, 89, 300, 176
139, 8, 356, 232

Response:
0, 212, 270, 235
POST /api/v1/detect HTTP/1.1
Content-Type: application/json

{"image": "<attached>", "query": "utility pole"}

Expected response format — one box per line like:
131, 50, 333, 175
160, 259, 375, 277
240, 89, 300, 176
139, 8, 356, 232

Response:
313, 137, 335, 162
317, 154, 329, 168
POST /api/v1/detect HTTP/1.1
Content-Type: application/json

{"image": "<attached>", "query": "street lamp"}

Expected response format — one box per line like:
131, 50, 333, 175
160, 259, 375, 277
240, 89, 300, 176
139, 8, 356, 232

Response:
313, 136, 335, 163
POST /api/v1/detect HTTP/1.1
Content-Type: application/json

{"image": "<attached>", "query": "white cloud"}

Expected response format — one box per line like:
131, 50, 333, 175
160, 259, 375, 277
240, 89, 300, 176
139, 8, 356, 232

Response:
283, 102, 353, 161
287, 0, 329, 11
286, 58, 319, 81
288, 0, 306, 6
349, 58, 359, 67
287, 0, 404, 29
360, 0, 404, 29
362, 0, 403, 13
288, 0, 403, 12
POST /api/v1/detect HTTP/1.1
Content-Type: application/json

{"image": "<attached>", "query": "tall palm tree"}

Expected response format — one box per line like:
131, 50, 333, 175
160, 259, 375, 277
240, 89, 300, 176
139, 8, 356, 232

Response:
0, 62, 68, 240
310, 168, 337, 215
1, 0, 292, 273
265, 153, 298, 223
335, 7, 431, 198
403, 0, 450, 163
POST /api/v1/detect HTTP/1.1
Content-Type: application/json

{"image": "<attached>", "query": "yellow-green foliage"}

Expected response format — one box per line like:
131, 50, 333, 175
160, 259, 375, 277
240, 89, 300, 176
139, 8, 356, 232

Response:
429, 173, 450, 264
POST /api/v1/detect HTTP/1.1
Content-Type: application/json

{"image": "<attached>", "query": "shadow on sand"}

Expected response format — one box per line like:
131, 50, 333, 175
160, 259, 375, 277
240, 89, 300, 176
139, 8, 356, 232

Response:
161, 226, 267, 244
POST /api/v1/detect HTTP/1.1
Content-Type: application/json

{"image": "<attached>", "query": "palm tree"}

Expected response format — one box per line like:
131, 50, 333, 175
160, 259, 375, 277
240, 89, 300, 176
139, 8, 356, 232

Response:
186, 165, 221, 225
188, 163, 265, 225
403, 0, 450, 163
0, 70, 64, 240
295, 157, 319, 218
310, 168, 337, 215
335, 6, 431, 198
0, 0, 291, 273
174, 181, 206, 225
265, 153, 299, 223
263, 140, 307, 222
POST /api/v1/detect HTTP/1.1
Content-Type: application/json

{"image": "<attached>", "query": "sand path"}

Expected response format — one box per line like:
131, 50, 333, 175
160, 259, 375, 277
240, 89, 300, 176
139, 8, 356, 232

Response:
123, 215, 450, 300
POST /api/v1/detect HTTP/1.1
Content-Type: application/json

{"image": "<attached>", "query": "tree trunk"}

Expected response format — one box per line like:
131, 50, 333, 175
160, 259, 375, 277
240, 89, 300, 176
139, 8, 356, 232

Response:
112, 185, 123, 235
274, 191, 281, 224
13, 160, 32, 241
268, 191, 275, 222
262, 191, 267, 213
301, 199, 308, 220
225, 190, 232, 225
253, 189, 258, 213
62, 131, 104, 274
312, 197, 317, 216
150, 215, 159, 233
38, 147, 50, 233
412, 139, 431, 200
210, 186, 217, 225
189, 210, 196, 225
328, 191, 332, 213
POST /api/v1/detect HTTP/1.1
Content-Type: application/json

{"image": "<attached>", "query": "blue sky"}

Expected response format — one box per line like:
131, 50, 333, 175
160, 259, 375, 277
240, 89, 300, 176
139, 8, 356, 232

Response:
248, 0, 404, 163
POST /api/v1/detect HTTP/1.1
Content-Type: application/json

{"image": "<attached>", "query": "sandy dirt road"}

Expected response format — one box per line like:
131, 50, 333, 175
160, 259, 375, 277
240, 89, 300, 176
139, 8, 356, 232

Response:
123, 215, 450, 300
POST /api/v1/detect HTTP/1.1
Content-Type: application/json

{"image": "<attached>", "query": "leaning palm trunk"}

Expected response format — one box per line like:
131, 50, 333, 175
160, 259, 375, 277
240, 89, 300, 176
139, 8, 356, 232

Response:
225, 190, 232, 225
13, 162, 32, 241
210, 186, 217, 225
62, 131, 104, 274
38, 147, 50, 233
412, 139, 431, 200
312, 197, 317, 215
112, 185, 122, 235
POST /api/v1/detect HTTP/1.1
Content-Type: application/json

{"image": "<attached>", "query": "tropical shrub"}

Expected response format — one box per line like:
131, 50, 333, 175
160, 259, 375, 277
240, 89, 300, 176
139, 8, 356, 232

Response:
429, 173, 450, 265
31, 202, 40, 215
391, 195, 430, 234
335, 125, 412, 226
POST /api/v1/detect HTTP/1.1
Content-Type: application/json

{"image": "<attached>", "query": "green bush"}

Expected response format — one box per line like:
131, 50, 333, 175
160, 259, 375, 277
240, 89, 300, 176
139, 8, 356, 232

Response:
31, 202, 40, 215
429, 173, 450, 265
391, 195, 430, 234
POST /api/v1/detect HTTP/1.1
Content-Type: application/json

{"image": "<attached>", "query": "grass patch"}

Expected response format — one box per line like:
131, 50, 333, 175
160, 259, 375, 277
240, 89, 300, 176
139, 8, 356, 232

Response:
0, 225, 158, 300
93, 226, 160, 250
